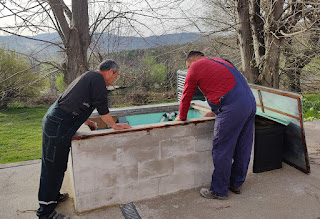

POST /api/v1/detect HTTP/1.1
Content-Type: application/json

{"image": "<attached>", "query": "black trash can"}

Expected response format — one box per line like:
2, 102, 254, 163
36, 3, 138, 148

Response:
253, 116, 286, 173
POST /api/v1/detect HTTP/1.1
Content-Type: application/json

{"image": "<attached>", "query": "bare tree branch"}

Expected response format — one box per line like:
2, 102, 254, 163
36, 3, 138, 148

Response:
47, 0, 71, 40
0, 28, 65, 50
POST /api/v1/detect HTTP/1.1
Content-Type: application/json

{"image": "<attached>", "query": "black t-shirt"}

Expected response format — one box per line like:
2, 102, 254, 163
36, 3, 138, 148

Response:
58, 71, 110, 116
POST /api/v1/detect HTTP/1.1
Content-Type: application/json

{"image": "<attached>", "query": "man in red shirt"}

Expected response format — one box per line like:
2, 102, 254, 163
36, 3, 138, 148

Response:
176, 51, 256, 199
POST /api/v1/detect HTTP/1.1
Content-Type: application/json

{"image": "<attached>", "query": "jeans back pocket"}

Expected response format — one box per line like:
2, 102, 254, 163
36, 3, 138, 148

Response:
43, 115, 62, 137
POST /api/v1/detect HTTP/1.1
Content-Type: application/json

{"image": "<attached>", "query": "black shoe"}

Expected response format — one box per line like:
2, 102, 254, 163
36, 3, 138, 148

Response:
57, 193, 69, 203
39, 210, 70, 219
200, 188, 228, 200
229, 186, 241, 194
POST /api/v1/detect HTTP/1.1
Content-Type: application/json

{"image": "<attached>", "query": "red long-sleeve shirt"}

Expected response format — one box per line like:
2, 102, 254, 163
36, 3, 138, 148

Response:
179, 57, 236, 120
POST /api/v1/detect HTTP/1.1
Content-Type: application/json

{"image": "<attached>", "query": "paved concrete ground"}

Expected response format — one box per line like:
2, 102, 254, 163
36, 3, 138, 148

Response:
1, 121, 320, 219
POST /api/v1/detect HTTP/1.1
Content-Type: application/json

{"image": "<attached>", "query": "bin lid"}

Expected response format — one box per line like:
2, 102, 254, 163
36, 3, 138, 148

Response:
249, 84, 310, 174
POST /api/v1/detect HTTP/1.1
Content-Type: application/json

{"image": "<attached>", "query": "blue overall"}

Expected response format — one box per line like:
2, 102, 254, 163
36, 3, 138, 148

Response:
36, 100, 94, 217
207, 59, 256, 197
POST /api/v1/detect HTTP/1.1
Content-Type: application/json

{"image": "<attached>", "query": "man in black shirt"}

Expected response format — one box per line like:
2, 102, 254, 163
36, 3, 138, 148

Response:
37, 60, 131, 219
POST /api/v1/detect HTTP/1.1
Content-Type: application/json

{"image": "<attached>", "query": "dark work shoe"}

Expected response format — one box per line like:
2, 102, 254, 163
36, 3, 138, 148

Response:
39, 210, 70, 219
200, 188, 228, 200
229, 186, 241, 194
57, 193, 69, 203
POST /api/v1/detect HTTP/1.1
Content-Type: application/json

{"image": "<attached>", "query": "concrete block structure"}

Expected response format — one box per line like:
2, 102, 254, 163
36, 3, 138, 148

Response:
67, 102, 220, 213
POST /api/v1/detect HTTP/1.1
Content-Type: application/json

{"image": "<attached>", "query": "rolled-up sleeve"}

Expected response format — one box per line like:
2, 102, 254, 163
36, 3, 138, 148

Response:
91, 78, 110, 115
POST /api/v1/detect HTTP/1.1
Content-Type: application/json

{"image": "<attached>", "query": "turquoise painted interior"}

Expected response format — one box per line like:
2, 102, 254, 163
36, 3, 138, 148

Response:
123, 109, 205, 126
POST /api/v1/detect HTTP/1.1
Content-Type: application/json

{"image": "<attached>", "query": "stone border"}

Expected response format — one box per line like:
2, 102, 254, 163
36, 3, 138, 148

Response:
0, 159, 41, 169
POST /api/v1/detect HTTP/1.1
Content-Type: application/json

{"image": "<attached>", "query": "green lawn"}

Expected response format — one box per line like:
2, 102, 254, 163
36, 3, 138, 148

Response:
0, 105, 48, 164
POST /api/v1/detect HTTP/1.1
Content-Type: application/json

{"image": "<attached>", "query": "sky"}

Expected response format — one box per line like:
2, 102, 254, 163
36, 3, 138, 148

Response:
0, 0, 207, 37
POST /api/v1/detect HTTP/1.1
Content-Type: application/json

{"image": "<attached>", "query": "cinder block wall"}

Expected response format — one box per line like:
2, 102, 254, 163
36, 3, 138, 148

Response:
69, 120, 215, 213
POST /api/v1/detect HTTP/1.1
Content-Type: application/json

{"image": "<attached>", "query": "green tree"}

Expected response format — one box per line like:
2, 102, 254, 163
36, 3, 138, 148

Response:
0, 48, 43, 109
151, 63, 166, 90
141, 56, 167, 91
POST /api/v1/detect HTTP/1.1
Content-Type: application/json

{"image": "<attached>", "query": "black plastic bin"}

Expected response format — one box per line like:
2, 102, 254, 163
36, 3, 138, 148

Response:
253, 116, 287, 173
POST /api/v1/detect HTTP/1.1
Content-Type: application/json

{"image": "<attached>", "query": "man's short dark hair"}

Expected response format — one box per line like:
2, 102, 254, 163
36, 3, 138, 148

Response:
98, 59, 119, 73
186, 51, 204, 61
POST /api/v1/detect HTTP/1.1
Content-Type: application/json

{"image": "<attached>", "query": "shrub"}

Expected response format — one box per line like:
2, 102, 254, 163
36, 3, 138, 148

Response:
302, 93, 320, 121
0, 48, 44, 109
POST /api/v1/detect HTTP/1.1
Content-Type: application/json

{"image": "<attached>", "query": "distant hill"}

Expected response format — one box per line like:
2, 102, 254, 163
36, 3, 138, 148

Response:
0, 32, 201, 59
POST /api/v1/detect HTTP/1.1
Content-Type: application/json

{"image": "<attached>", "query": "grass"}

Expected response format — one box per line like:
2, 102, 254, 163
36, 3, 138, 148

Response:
0, 105, 48, 164
0, 100, 178, 164
302, 93, 320, 121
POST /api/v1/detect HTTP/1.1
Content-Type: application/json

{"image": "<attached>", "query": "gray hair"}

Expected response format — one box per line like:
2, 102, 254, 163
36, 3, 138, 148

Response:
98, 59, 119, 73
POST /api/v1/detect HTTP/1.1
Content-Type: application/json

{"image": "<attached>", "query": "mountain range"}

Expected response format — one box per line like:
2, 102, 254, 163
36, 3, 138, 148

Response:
0, 32, 201, 59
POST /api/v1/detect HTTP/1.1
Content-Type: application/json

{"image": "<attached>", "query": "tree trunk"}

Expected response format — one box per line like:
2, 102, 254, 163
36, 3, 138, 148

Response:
63, 0, 90, 84
289, 69, 302, 93
249, 0, 265, 66
64, 30, 90, 84
49, 0, 90, 84
235, 0, 258, 83
259, 0, 284, 88
260, 35, 282, 88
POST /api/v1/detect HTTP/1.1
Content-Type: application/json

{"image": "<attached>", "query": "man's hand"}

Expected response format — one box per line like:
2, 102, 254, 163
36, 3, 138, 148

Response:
101, 113, 132, 130
175, 116, 183, 121
111, 123, 131, 130
203, 111, 215, 117
84, 119, 97, 130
